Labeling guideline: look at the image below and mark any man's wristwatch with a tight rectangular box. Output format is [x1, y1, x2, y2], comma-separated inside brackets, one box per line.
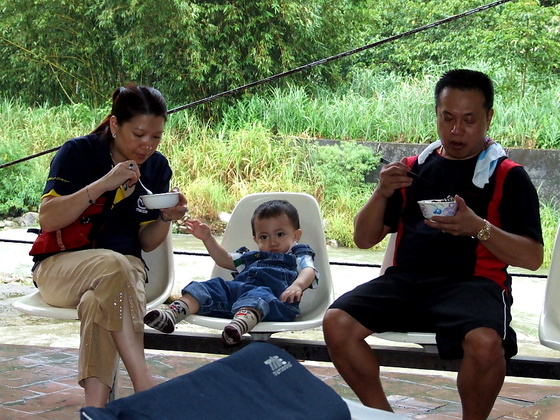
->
[476, 219, 492, 241]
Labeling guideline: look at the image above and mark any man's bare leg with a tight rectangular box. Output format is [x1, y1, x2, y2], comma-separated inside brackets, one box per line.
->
[323, 308, 392, 411]
[457, 327, 506, 420]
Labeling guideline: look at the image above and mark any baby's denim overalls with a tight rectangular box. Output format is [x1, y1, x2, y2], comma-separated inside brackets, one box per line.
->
[182, 244, 315, 321]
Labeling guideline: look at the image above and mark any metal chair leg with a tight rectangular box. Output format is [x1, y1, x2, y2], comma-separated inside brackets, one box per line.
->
[108, 359, 119, 402]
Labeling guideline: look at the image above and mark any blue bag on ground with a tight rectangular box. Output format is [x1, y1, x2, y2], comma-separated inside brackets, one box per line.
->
[80, 342, 351, 420]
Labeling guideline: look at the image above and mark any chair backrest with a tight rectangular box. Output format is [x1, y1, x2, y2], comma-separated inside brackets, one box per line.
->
[539, 224, 560, 351]
[13, 228, 174, 318]
[380, 233, 397, 275]
[374, 232, 437, 346]
[143, 227, 175, 310]
[210, 192, 333, 317]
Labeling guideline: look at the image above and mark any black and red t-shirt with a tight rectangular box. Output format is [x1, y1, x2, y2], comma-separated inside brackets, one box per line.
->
[384, 152, 542, 290]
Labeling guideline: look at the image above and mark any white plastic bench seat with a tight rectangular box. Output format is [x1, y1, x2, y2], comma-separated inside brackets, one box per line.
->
[13, 230, 175, 319]
[374, 331, 437, 346]
[343, 398, 409, 419]
[372, 233, 437, 347]
[184, 192, 335, 340]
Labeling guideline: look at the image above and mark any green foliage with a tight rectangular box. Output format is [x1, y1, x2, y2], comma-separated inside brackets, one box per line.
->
[0, 0, 118, 105]
[310, 141, 379, 202]
[1, 0, 559, 261]
[217, 69, 560, 149]
[2, 100, 559, 265]
[0, 147, 44, 217]
[0, 0, 366, 112]
[1, 0, 558, 118]
[308, 142, 380, 247]
[160, 122, 382, 247]
[352, 0, 559, 92]
[157, 121, 317, 220]
[0, 100, 380, 249]
[541, 199, 560, 267]
[0, 98, 104, 217]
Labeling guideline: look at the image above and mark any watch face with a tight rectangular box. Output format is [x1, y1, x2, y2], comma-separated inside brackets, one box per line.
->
[478, 230, 490, 241]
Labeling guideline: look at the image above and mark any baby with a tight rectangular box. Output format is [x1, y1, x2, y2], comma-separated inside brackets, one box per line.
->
[144, 199, 318, 345]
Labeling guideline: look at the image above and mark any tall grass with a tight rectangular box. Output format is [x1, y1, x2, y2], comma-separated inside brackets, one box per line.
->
[160, 121, 318, 221]
[217, 70, 560, 148]
[0, 99, 107, 152]
[541, 199, 559, 268]
[0, 99, 108, 215]
[159, 119, 380, 246]
[218, 82, 434, 143]
[1, 68, 559, 266]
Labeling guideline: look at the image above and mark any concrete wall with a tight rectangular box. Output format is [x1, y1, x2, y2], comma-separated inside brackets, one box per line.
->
[321, 140, 559, 203]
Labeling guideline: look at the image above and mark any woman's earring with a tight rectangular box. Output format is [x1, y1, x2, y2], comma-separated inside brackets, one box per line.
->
[112, 133, 116, 139]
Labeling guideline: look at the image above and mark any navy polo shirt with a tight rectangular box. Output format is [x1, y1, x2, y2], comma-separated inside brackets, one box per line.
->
[42, 133, 172, 259]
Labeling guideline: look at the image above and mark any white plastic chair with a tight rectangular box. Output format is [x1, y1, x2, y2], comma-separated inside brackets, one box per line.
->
[184, 192, 335, 340]
[539, 224, 560, 350]
[13, 229, 175, 318]
[372, 233, 437, 347]
[343, 398, 409, 419]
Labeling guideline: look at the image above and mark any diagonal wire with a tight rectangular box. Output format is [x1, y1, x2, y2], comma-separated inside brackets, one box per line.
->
[0, 0, 512, 170]
[167, 0, 512, 115]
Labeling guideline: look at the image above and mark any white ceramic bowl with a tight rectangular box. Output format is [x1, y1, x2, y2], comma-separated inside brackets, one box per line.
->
[418, 199, 457, 219]
[140, 192, 179, 210]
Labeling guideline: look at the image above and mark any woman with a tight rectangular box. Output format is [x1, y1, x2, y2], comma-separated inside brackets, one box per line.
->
[29, 84, 187, 407]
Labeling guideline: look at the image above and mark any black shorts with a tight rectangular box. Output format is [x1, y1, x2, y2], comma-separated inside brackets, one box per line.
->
[329, 267, 518, 360]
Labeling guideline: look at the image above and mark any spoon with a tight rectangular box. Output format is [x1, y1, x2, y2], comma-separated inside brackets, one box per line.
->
[137, 178, 153, 195]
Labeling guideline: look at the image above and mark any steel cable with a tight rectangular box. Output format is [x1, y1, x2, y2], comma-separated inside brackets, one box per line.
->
[0, 0, 512, 170]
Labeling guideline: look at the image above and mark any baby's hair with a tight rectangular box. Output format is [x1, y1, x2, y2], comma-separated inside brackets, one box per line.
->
[251, 200, 300, 236]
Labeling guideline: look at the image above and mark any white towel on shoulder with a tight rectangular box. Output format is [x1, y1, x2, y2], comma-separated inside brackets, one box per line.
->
[417, 138, 506, 188]
[417, 139, 442, 165]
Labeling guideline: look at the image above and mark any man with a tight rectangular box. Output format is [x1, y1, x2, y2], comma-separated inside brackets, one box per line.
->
[322, 69, 543, 420]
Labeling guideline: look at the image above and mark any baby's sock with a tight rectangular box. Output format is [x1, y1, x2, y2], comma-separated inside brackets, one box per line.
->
[144, 299, 190, 334]
[222, 308, 260, 345]
[168, 299, 190, 322]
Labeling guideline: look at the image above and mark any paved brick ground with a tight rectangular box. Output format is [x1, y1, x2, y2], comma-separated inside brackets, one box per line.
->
[1, 343, 559, 419]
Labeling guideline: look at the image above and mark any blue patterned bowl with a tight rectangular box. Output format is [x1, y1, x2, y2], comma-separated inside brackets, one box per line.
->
[418, 199, 457, 219]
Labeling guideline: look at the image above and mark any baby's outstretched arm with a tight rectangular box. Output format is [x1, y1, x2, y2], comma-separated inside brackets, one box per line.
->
[280, 267, 316, 303]
[185, 219, 235, 271]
